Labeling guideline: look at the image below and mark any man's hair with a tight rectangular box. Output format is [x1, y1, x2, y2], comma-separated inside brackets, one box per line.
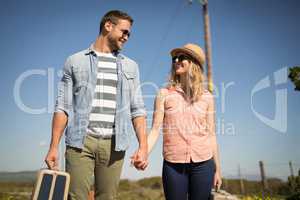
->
[99, 10, 133, 34]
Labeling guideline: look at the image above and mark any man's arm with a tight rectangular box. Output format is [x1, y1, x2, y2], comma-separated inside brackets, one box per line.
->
[131, 89, 166, 170]
[45, 112, 68, 170]
[129, 63, 148, 170]
[45, 57, 73, 170]
[132, 116, 148, 170]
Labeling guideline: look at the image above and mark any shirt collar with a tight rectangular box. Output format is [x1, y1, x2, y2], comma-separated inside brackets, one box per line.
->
[174, 85, 184, 93]
[85, 43, 122, 59]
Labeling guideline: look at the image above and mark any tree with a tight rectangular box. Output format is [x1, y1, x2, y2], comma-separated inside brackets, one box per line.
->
[287, 169, 300, 200]
[288, 66, 300, 91]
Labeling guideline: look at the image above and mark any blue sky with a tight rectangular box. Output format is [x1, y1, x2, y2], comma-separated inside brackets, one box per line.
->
[0, 0, 299, 180]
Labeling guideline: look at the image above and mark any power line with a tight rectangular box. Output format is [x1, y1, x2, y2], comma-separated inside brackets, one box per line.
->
[146, 0, 185, 79]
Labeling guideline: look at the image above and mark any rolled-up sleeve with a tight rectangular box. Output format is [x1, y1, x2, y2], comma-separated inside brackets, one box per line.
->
[130, 64, 146, 119]
[54, 57, 73, 116]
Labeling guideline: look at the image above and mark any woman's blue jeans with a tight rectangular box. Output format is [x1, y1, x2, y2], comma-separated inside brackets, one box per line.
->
[162, 159, 215, 200]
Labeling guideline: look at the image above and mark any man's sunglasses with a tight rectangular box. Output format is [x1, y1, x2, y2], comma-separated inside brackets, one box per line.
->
[120, 29, 131, 38]
[172, 54, 191, 63]
[111, 22, 131, 38]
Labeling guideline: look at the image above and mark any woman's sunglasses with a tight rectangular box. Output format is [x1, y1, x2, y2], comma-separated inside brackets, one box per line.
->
[172, 54, 191, 64]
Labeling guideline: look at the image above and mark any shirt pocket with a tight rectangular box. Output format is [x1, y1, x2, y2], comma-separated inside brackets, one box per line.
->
[164, 97, 184, 114]
[71, 68, 91, 114]
[121, 69, 136, 92]
[73, 82, 88, 96]
[193, 101, 208, 118]
[122, 69, 136, 80]
[72, 67, 89, 88]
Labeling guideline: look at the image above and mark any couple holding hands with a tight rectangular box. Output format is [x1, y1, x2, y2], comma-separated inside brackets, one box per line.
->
[45, 10, 221, 200]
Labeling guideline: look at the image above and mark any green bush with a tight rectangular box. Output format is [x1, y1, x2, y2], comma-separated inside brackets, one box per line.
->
[286, 192, 300, 200]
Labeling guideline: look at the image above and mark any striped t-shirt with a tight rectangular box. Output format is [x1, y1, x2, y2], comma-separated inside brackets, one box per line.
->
[87, 52, 117, 137]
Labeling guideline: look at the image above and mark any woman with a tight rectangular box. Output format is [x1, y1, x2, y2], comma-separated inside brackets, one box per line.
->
[145, 43, 221, 199]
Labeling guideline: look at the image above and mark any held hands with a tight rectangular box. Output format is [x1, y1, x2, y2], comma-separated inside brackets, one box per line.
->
[130, 147, 148, 171]
[45, 148, 59, 171]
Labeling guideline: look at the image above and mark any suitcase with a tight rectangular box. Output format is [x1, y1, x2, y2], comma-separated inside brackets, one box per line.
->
[32, 169, 70, 200]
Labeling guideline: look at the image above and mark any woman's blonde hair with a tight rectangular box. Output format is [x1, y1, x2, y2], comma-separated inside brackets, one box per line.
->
[168, 61, 206, 103]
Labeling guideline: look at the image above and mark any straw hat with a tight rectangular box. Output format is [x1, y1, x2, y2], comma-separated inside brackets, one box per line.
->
[170, 43, 206, 66]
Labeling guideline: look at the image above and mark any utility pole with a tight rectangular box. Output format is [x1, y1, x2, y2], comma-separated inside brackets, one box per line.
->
[201, 0, 214, 92]
[189, 0, 214, 92]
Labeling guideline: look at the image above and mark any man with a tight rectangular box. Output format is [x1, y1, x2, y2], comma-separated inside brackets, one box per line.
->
[45, 10, 148, 200]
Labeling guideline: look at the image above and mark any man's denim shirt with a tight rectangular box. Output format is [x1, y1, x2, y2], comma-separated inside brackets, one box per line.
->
[54, 46, 146, 151]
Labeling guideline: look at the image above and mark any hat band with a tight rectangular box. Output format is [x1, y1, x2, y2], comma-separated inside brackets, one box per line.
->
[182, 47, 204, 66]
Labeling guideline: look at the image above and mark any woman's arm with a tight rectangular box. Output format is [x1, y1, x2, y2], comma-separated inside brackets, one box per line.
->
[131, 89, 166, 168]
[207, 94, 222, 190]
[147, 89, 166, 153]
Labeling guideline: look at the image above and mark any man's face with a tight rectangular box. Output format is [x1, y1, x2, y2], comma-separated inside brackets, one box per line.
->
[107, 19, 131, 51]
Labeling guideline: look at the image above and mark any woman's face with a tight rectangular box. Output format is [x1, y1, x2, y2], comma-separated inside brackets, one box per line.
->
[172, 54, 191, 75]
